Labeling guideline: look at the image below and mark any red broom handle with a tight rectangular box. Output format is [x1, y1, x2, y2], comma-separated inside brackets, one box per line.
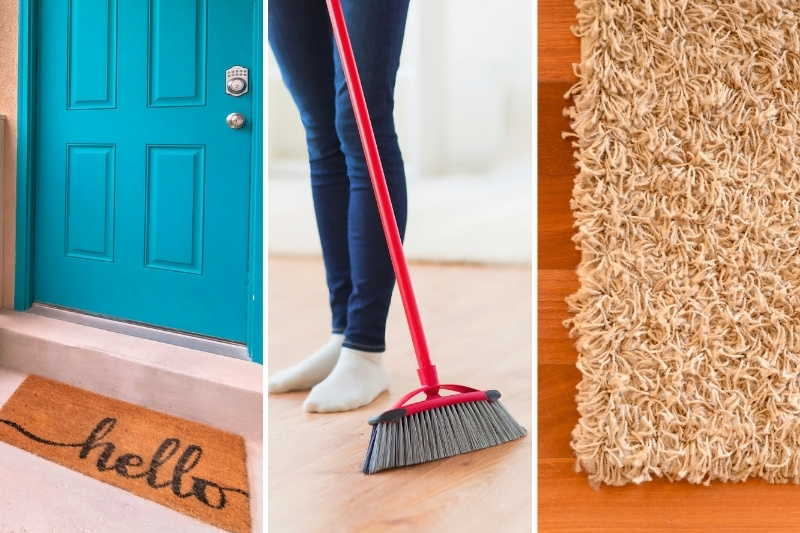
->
[326, 0, 439, 389]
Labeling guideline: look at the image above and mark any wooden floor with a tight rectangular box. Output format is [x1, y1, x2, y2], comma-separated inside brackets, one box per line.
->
[538, 1, 800, 531]
[267, 256, 532, 532]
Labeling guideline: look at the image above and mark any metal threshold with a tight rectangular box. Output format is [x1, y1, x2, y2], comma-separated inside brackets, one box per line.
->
[28, 303, 249, 361]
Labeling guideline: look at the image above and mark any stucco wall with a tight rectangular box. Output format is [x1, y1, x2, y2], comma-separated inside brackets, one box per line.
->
[0, 0, 17, 309]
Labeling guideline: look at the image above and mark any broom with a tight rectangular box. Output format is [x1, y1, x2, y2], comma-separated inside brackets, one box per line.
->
[325, 0, 527, 474]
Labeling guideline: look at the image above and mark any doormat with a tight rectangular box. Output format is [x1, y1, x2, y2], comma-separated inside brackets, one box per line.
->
[0, 375, 251, 533]
[565, 1, 800, 488]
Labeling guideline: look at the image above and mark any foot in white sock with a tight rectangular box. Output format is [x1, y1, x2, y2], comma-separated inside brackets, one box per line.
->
[303, 347, 390, 413]
[268, 334, 344, 393]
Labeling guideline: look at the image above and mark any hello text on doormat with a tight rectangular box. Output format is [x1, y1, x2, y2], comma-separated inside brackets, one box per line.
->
[0, 375, 251, 533]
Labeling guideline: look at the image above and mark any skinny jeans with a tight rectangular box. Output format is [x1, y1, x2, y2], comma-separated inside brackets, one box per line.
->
[268, 0, 410, 352]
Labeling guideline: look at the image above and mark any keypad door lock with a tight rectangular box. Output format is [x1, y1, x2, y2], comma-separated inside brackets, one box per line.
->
[226, 66, 249, 96]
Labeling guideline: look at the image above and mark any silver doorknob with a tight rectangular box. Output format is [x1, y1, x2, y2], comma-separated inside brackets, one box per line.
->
[226, 112, 246, 129]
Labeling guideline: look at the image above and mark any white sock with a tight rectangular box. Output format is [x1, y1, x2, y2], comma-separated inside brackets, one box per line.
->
[268, 334, 344, 393]
[303, 347, 391, 413]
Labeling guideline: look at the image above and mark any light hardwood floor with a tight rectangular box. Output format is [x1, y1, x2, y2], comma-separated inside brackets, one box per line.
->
[538, 1, 800, 531]
[268, 256, 532, 532]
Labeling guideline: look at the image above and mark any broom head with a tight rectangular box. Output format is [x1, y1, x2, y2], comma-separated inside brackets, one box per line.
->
[361, 385, 526, 474]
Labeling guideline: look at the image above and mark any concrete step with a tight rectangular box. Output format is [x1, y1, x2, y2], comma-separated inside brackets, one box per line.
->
[0, 312, 263, 532]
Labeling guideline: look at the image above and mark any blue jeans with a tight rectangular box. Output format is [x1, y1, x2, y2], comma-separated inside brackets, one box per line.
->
[269, 0, 410, 352]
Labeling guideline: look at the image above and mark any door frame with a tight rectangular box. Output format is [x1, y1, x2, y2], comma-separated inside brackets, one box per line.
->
[15, 0, 264, 363]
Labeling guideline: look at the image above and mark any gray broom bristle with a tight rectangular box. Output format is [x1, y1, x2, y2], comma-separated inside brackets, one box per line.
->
[361, 399, 527, 474]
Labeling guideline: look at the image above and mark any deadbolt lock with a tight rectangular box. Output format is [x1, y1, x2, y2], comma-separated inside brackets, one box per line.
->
[226, 66, 249, 97]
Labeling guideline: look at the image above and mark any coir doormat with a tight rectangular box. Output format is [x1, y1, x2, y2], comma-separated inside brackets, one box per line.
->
[0, 375, 250, 533]
[565, 1, 800, 488]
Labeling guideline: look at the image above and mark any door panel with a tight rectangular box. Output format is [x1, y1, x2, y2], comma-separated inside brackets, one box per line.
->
[145, 145, 205, 274]
[148, 0, 206, 107]
[65, 144, 116, 262]
[35, 0, 254, 342]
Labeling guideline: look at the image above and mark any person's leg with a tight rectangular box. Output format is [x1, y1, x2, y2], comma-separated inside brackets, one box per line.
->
[267, 0, 351, 393]
[304, 0, 411, 412]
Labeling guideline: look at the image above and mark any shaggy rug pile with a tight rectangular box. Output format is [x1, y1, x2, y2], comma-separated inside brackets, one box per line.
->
[565, 0, 800, 488]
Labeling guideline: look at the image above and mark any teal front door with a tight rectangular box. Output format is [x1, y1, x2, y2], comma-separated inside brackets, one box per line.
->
[33, 0, 256, 343]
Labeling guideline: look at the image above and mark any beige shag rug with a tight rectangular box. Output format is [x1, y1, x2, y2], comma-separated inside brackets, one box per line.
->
[565, 0, 800, 488]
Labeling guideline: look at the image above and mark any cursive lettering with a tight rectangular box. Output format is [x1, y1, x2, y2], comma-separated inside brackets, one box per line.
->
[0, 416, 249, 509]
